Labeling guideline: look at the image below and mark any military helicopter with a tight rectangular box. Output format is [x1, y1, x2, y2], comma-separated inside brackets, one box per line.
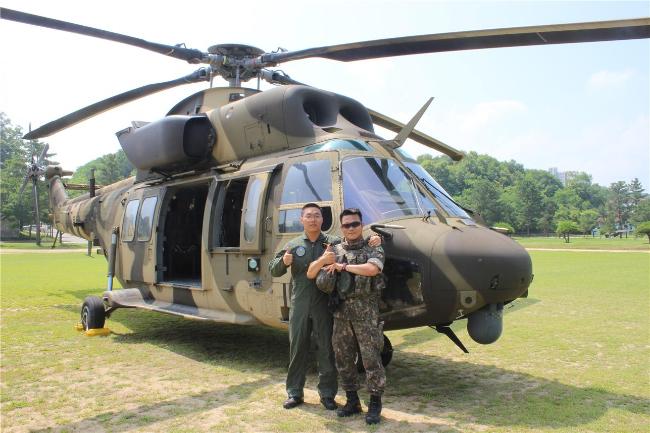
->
[3, 8, 649, 362]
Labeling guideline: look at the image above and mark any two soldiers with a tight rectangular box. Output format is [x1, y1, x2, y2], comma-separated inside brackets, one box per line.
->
[270, 203, 386, 424]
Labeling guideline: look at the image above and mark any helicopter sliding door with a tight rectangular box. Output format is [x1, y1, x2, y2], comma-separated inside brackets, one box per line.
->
[205, 165, 277, 321]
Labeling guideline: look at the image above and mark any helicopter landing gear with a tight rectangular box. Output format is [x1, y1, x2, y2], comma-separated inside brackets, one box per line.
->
[80, 296, 106, 331]
[355, 334, 393, 372]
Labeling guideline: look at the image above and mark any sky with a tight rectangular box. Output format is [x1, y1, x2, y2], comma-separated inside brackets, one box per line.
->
[1, 0, 649, 189]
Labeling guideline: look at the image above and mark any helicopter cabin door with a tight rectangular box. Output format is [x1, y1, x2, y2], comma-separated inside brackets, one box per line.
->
[119, 187, 161, 285]
[157, 179, 211, 288]
[206, 166, 276, 311]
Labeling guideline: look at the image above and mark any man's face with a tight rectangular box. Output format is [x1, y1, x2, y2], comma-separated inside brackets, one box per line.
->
[300, 207, 323, 234]
[341, 214, 363, 241]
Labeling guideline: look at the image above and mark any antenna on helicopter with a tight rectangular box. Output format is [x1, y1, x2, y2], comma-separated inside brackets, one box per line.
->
[383, 97, 434, 149]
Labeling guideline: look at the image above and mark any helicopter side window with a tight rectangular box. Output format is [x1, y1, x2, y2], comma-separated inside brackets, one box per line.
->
[211, 177, 249, 248]
[280, 160, 332, 204]
[278, 207, 333, 233]
[122, 199, 140, 241]
[136, 196, 158, 241]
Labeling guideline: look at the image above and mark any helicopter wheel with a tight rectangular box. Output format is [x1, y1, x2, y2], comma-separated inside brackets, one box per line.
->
[81, 296, 106, 330]
[355, 334, 393, 372]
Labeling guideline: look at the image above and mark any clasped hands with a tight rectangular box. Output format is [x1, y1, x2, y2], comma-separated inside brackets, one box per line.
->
[319, 235, 380, 274]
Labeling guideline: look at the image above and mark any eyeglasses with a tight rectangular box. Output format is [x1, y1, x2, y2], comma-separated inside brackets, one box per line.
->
[341, 221, 362, 229]
[302, 213, 322, 220]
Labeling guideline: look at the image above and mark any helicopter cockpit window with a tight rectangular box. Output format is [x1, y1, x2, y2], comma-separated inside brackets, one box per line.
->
[278, 207, 333, 233]
[303, 139, 370, 154]
[136, 196, 158, 241]
[342, 157, 425, 224]
[280, 160, 332, 204]
[122, 199, 140, 241]
[395, 149, 470, 218]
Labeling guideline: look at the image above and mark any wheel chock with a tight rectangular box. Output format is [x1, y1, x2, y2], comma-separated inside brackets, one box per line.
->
[74, 323, 84, 332]
[85, 328, 111, 337]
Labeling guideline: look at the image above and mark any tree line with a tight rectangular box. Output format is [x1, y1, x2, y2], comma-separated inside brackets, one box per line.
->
[418, 152, 649, 236]
[1, 113, 648, 237]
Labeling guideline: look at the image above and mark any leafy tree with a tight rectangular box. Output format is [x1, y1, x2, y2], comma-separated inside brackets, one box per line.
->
[69, 149, 134, 192]
[628, 178, 645, 208]
[457, 178, 504, 225]
[514, 172, 543, 235]
[556, 220, 579, 243]
[631, 198, 650, 224]
[636, 221, 650, 243]
[566, 172, 607, 210]
[578, 209, 600, 235]
[606, 181, 630, 229]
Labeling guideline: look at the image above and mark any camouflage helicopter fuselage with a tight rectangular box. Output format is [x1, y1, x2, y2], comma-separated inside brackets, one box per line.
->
[48, 85, 532, 348]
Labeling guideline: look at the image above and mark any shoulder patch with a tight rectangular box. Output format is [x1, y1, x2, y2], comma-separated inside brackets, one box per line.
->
[295, 246, 306, 257]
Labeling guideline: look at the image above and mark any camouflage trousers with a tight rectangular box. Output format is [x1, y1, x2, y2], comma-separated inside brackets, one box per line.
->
[332, 318, 385, 396]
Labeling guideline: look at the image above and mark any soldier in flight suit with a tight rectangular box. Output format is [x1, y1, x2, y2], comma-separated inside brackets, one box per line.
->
[309, 208, 386, 424]
[269, 203, 380, 410]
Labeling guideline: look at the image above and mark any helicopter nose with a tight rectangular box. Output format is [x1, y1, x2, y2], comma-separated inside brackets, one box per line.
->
[373, 219, 532, 331]
[430, 223, 532, 312]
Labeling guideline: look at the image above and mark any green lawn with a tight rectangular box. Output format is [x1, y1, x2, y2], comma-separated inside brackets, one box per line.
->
[513, 235, 650, 250]
[1, 251, 648, 432]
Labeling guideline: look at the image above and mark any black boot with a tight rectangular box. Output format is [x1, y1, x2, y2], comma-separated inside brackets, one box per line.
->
[336, 391, 362, 417]
[365, 394, 382, 424]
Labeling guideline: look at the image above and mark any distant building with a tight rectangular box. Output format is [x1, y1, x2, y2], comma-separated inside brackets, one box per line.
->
[548, 167, 578, 186]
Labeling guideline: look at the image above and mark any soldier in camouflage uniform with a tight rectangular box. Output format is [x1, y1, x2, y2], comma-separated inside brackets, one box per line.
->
[312, 208, 386, 424]
[269, 203, 381, 411]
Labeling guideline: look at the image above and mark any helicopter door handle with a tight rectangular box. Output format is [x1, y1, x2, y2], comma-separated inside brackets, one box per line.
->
[264, 216, 272, 233]
[370, 223, 405, 240]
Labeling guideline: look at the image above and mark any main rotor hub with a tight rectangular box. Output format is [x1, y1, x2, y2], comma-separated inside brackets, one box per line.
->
[207, 44, 265, 58]
[207, 44, 266, 85]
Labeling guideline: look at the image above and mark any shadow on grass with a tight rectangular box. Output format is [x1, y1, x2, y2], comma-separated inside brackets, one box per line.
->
[54, 291, 648, 431]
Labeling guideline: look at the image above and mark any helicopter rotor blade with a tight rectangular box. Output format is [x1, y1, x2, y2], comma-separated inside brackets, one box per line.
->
[23, 68, 211, 139]
[0, 8, 206, 63]
[37, 144, 50, 164]
[263, 18, 650, 64]
[19, 175, 30, 197]
[368, 109, 464, 161]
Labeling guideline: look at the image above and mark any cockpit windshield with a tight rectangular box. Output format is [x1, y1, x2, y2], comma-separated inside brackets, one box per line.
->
[395, 149, 470, 219]
[342, 156, 436, 224]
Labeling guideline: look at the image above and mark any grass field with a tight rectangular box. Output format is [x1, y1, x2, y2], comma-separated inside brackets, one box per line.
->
[1, 250, 648, 432]
[512, 235, 650, 250]
[0, 241, 87, 250]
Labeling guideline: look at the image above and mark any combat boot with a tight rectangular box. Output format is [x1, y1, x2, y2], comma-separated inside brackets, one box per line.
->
[336, 391, 362, 417]
[365, 394, 382, 424]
